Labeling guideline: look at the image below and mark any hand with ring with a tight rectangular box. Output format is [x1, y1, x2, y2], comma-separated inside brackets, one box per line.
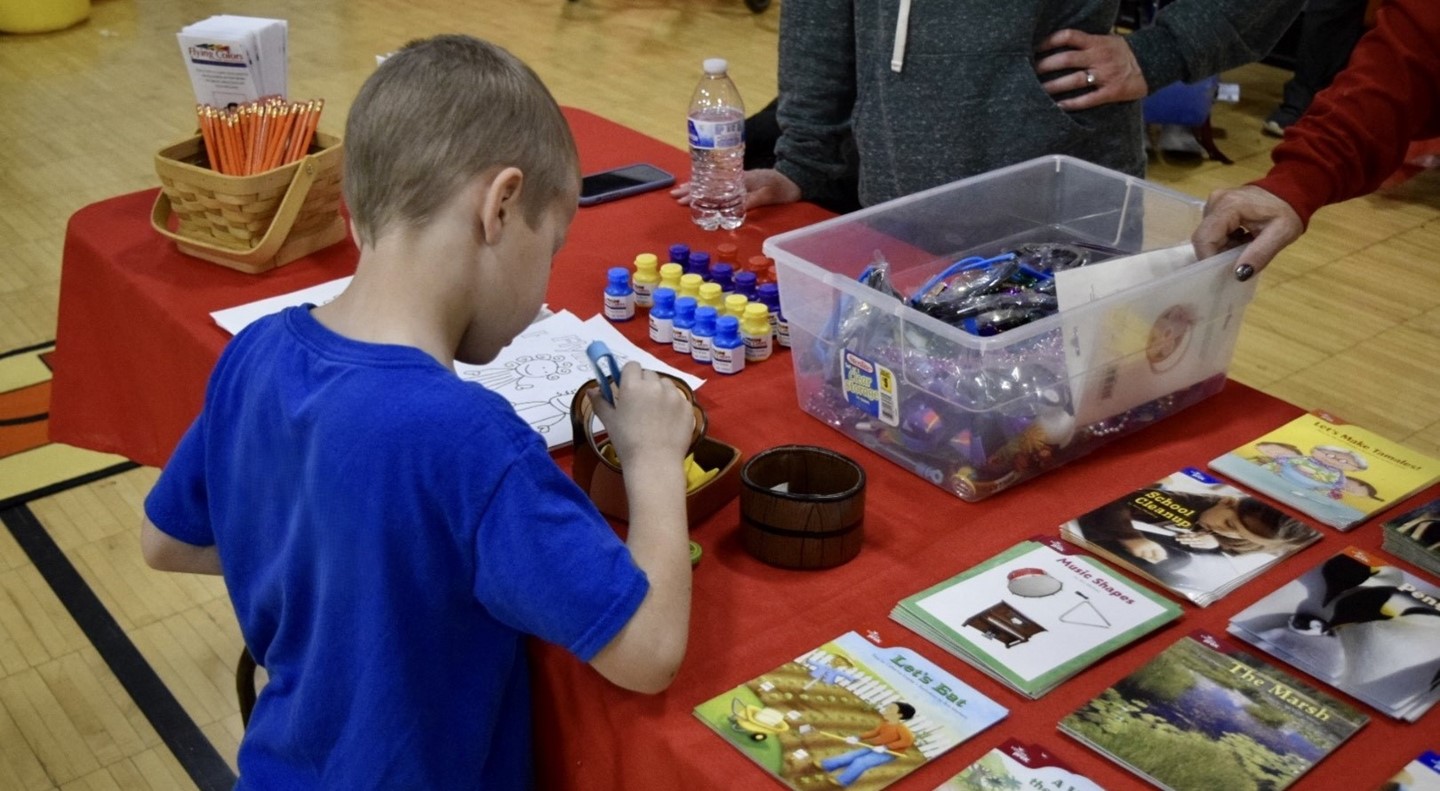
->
[1034, 28, 1149, 111]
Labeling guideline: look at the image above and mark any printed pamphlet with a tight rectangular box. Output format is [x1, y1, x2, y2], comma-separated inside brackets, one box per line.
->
[1228, 546, 1440, 722]
[1061, 467, 1321, 606]
[1380, 750, 1440, 791]
[1060, 630, 1367, 791]
[933, 738, 1105, 791]
[892, 537, 1180, 698]
[693, 630, 1007, 791]
[178, 15, 288, 107]
[1208, 410, 1440, 530]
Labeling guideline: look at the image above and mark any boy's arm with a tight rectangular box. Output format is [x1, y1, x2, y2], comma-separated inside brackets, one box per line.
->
[585, 364, 694, 694]
[141, 518, 222, 575]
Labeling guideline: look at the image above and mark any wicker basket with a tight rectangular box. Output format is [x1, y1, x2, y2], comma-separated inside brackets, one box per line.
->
[150, 131, 347, 274]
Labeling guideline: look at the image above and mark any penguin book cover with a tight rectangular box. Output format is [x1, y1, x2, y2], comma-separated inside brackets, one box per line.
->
[1228, 546, 1440, 721]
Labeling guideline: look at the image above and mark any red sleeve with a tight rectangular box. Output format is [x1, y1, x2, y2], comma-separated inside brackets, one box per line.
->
[1253, 0, 1440, 226]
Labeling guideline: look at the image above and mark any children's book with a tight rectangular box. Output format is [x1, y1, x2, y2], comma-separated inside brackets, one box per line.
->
[693, 630, 1007, 791]
[1228, 546, 1440, 722]
[1381, 496, 1440, 578]
[1060, 467, 1321, 606]
[1380, 750, 1440, 791]
[1208, 410, 1440, 531]
[1059, 630, 1368, 791]
[891, 537, 1180, 699]
[933, 738, 1106, 791]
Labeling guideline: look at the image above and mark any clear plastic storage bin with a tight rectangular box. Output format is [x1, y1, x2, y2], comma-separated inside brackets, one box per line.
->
[765, 156, 1256, 501]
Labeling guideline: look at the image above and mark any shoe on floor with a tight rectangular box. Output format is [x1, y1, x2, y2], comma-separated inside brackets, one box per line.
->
[1157, 124, 1205, 156]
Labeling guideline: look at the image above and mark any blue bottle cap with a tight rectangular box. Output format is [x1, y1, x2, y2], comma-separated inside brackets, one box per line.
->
[675, 296, 697, 321]
[694, 305, 718, 333]
[710, 262, 734, 282]
[687, 251, 711, 276]
[653, 287, 676, 308]
[668, 243, 690, 264]
[756, 282, 780, 306]
[607, 267, 630, 287]
[734, 270, 757, 290]
[716, 315, 740, 340]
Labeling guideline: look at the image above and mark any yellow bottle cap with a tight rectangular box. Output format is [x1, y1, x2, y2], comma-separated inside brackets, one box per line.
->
[634, 253, 659, 272]
[724, 294, 749, 318]
[698, 282, 723, 307]
[678, 273, 704, 298]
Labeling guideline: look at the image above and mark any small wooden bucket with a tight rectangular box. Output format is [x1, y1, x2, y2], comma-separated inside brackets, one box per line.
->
[740, 445, 866, 570]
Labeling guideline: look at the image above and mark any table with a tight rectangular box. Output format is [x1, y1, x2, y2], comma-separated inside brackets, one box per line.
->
[51, 108, 1437, 790]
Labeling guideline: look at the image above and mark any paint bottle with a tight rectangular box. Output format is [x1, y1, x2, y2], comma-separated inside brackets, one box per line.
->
[741, 302, 772, 361]
[678, 273, 704, 301]
[697, 282, 724, 312]
[723, 293, 749, 320]
[632, 253, 660, 308]
[733, 270, 757, 301]
[686, 250, 711, 278]
[711, 315, 746, 375]
[748, 255, 776, 285]
[668, 243, 690, 267]
[603, 267, 635, 321]
[672, 296, 697, 355]
[716, 242, 739, 268]
[659, 262, 683, 294]
[690, 306, 718, 364]
[649, 287, 676, 345]
[709, 262, 735, 293]
[756, 282, 781, 339]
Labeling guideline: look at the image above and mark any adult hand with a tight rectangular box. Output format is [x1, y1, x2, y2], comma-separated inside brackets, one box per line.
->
[670, 169, 802, 210]
[1192, 185, 1304, 279]
[1034, 29, 1148, 111]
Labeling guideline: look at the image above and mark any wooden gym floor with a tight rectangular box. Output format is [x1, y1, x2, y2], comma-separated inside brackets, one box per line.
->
[0, 0, 1436, 788]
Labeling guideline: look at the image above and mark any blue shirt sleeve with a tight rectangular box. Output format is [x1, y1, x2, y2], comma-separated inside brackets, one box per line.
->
[143, 411, 216, 548]
[470, 438, 649, 662]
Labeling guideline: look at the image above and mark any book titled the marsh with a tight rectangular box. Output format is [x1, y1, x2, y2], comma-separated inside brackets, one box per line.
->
[1059, 630, 1367, 791]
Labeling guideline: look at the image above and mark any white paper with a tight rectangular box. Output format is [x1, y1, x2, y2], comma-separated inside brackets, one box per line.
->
[454, 311, 704, 449]
[178, 15, 287, 105]
[1056, 245, 1247, 426]
[211, 276, 352, 335]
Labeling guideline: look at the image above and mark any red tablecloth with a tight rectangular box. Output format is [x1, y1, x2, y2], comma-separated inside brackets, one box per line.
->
[50, 108, 1437, 790]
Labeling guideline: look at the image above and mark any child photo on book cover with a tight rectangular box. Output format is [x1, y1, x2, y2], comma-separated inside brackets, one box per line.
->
[1065, 468, 1317, 602]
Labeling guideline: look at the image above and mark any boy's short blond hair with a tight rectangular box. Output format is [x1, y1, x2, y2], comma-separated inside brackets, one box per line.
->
[343, 35, 579, 248]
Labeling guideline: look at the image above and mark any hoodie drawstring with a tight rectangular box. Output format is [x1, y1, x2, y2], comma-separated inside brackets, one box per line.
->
[891, 0, 912, 72]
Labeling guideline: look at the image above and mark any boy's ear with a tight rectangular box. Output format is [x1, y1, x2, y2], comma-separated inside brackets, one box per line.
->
[477, 167, 525, 244]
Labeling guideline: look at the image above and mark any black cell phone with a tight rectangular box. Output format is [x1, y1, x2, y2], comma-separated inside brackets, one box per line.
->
[578, 162, 676, 207]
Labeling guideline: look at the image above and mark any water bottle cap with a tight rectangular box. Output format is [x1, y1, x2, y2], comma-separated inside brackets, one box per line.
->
[703, 58, 728, 75]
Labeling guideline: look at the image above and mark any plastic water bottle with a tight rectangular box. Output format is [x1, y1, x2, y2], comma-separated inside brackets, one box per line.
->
[687, 58, 746, 231]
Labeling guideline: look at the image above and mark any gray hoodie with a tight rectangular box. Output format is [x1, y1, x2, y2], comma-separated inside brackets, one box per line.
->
[774, 0, 1303, 208]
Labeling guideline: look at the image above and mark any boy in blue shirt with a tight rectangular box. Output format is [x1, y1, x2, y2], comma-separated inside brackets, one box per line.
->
[140, 35, 696, 788]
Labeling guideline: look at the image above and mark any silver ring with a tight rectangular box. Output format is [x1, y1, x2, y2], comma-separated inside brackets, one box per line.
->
[1084, 70, 1096, 86]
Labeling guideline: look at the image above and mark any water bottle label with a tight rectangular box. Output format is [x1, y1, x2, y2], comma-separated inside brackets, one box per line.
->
[688, 117, 744, 150]
[604, 294, 634, 321]
[712, 345, 745, 375]
[633, 282, 655, 307]
[690, 336, 712, 363]
[671, 327, 692, 354]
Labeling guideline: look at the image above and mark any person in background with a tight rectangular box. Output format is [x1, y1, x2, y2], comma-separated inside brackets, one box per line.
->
[1193, 0, 1439, 280]
[1262, 0, 1369, 138]
[140, 35, 697, 787]
[679, 0, 1302, 212]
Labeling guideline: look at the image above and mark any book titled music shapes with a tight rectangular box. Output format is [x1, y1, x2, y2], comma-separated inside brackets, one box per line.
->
[1060, 630, 1367, 791]
[891, 538, 1181, 699]
[934, 738, 1106, 791]
[1228, 546, 1440, 722]
[1382, 496, 1440, 578]
[1061, 467, 1322, 606]
[1208, 410, 1440, 531]
[692, 630, 1007, 791]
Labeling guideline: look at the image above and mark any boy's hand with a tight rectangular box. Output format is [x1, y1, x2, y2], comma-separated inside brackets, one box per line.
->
[589, 362, 695, 467]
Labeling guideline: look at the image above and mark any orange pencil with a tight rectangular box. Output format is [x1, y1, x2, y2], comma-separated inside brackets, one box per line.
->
[250, 105, 272, 174]
[224, 115, 243, 176]
[282, 101, 309, 164]
[265, 104, 298, 171]
[197, 105, 219, 172]
[295, 99, 323, 161]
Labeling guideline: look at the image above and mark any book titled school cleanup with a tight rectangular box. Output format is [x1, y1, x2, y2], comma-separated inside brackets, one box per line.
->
[1209, 410, 1440, 531]
[1228, 546, 1440, 722]
[1060, 467, 1321, 606]
[891, 537, 1180, 699]
[1059, 630, 1367, 791]
[693, 630, 1007, 791]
